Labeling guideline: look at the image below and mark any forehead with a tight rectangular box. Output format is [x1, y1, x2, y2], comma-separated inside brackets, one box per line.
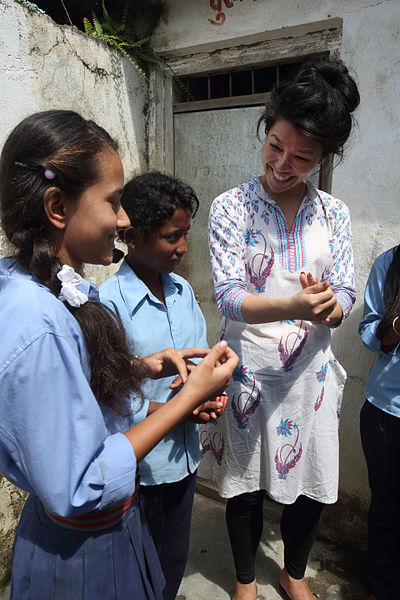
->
[268, 119, 321, 154]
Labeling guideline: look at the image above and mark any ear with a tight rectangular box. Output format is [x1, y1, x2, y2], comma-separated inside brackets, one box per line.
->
[42, 187, 68, 230]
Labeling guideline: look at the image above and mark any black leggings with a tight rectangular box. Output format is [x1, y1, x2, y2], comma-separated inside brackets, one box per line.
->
[226, 491, 324, 583]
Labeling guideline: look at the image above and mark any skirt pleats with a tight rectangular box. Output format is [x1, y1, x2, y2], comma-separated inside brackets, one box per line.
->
[11, 494, 165, 600]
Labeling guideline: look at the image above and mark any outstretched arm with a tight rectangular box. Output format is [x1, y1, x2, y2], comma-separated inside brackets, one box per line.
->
[124, 341, 238, 461]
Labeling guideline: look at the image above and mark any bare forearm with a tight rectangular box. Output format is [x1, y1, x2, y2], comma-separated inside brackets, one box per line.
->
[241, 295, 290, 324]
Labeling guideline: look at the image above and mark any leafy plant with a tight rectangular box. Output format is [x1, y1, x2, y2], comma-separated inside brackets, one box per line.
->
[83, 0, 193, 99]
[83, 0, 158, 81]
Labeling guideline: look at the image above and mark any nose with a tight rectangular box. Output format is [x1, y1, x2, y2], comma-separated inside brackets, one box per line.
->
[276, 152, 291, 171]
[176, 235, 188, 256]
[117, 205, 130, 229]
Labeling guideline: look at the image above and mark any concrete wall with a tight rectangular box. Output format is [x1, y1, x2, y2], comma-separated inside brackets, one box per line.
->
[151, 0, 400, 548]
[0, 0, 148, 281]
[0, 0, 148, 584]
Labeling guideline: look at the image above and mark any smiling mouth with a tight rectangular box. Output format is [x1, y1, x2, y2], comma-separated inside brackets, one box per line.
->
[271, 169, 292, 182]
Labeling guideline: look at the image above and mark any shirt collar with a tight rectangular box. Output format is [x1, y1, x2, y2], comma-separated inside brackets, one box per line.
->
[0, 257, 100, 302]
[116, 259, 183, 314]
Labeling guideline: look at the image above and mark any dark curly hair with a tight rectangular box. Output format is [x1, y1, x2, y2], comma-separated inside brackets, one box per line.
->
[121, 171, 199, 239]
[0, 110, 143, 413]
[257, 57, 360, 160]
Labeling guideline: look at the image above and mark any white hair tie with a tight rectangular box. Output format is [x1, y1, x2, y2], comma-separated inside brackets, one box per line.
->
[57, 265, 89, 308]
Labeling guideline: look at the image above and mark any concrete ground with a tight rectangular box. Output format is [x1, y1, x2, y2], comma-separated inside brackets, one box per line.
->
[177, 491, 368, 600]
[0, 489, 368, 600]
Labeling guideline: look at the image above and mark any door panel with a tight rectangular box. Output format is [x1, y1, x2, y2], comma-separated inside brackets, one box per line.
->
[174, 106, 263, 344]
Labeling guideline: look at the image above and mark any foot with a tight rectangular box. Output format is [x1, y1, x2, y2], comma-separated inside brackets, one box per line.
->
[232, 578, 258, 600]
[279, 568, 316, 600]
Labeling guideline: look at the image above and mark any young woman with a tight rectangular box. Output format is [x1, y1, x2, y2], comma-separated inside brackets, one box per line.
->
[0, 110, 238, 600]
[199, 58, 360, 600]
[359, 246, 400, 600]
[100, 171, 227, 600]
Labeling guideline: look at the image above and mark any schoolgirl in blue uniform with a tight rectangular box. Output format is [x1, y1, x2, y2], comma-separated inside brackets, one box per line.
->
[100, 172, 228, 600]
[0, 110, 238, 600]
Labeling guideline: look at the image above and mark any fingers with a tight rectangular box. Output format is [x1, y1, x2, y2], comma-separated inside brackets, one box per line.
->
[178, 347, 210, 360]
[169, 374, 183, 389]
[299, 271, 308, 289]
[205, 341, 239, 371]
[300, 272, 318, 289]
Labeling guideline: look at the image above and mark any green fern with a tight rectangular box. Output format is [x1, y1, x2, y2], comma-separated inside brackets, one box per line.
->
[83, 1, 194, 98]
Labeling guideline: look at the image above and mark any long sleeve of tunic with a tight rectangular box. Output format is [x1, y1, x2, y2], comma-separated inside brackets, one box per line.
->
[0, 260, 137, 517]
[209, 176, 355, 321]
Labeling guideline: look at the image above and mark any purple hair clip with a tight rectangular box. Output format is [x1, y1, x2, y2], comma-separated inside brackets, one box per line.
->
[44, 168, 56, 180]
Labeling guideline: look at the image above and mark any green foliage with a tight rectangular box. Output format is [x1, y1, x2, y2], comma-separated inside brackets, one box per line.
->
[83, 0, 162, 83]
[83, 1, 193, 99]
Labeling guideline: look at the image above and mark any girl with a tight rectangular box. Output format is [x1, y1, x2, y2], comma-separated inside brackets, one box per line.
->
[359, 246, 400, 600]
[200, 58, 360, 600]
[0, 110, 238, 600]
[100, 171, 227, 600]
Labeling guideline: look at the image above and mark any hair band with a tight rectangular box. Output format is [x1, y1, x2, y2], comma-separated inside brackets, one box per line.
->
[183, 218, 189, 233]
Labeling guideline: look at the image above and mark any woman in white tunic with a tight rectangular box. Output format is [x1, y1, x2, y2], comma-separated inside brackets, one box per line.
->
[200, 58, 360, 600]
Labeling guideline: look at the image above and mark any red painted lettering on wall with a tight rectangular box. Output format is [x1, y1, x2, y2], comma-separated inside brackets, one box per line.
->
[208, 0, 258, 27]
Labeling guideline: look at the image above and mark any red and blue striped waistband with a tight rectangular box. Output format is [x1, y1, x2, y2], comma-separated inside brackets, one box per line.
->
[45, 485, 139, 532]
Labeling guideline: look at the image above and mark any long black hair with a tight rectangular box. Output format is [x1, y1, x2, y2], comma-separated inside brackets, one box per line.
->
[376, 246, 400, 340]
[257, 58, 360, 160]
[0, 110, 143, 412]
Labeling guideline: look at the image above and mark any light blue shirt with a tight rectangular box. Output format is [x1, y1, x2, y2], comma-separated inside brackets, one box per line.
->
[359, 247, 400, 417]
[0, 259, 137, 517]
[100, 259, 207, 486]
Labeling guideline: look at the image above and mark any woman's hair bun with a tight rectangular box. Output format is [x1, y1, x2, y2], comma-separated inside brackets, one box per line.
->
[308, 59, 360, 113]
[258, 57, 360, 159]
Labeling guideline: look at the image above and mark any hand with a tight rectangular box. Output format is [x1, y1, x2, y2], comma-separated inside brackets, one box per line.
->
[188, 394, 228, 423]
[291, 275, 337, 322]
[182, 341, 238, 408]
[138, 347, 210, 384]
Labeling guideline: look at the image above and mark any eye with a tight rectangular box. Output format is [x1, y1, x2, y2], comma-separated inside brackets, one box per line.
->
[109, 197, 122, 211]
[294, 155, 310, 162]
[270, 143, 282, 152]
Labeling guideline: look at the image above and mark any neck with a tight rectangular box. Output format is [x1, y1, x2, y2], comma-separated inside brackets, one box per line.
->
[126, 254, 164, 302]
[260, 177, 306, 207]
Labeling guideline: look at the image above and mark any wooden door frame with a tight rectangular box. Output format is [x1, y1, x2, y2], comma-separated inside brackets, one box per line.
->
[148, 17, 342, 189]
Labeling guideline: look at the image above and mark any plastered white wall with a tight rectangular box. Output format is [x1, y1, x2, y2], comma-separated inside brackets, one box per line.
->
[153, 0, 400, 511]
[0, 0, 148, 283]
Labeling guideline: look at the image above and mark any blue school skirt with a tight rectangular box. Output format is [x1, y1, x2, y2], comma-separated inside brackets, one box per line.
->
[11, 493, 165, 599]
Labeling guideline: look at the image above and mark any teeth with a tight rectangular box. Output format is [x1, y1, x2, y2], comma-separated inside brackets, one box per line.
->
[272, 170, 291, 182]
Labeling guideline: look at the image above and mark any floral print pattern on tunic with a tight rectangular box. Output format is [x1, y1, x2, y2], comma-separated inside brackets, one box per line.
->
[199, 176, 354, 503]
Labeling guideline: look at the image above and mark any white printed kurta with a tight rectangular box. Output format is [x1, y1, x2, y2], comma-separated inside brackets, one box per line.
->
[199, 176, 355, 504]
